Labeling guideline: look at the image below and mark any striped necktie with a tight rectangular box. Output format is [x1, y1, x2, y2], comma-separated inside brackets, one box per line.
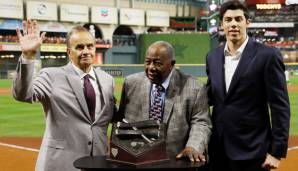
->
[149, 85, 165, 121]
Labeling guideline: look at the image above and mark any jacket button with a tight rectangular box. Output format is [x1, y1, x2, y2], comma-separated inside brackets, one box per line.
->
[88, 141, 92, 145]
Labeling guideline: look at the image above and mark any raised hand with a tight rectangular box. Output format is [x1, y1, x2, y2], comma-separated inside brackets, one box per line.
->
[16, 20, 46, 59]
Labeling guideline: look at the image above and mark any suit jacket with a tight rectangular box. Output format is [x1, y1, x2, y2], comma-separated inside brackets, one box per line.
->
[206, 38, 290, 160]
[117, 69, 212, 155]
[13, 60, 115, 171]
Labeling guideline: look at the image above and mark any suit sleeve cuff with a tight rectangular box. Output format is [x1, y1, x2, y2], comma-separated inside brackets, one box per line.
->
[186, 141, 205, 154]
[21, 55, 35, 64]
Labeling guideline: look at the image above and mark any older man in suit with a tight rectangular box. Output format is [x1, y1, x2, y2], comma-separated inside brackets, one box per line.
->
[206, 1, 290, 171]
[13, 20, 116, 171]
[117, 41, 212, 162]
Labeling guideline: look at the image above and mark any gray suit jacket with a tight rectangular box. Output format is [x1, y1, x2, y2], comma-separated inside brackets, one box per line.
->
[13, 60, 115, 171]
[118, 69, 212, 155]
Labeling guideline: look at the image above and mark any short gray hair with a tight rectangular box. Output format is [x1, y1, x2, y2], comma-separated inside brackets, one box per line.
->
[66, 26, 94, 48]
[148, 41, 175, 61]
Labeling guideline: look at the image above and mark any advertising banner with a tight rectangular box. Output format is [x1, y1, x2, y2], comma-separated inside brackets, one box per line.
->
[0, 19, 22, 30]
[91, 6, 117, 24]
[249, 22, 294, 28]
[0, 0, 23, 19]
[245, 0, 286, 5]
[120, 8, 144, 26]
[27, 1, 57, 21]
[170, 17, 196, 29]
[146, 10, 169, 27]
[40, 22, 68, 32]
[60, 4, 88, 22]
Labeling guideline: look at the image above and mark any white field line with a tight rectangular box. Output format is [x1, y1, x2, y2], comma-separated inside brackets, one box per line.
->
[0, 141, 297, 152]
[288, 146, 298, 151]
[0, 142, 39, 152]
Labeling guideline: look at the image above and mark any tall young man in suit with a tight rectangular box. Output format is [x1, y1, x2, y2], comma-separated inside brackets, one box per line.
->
[13, 20, 116, 171]
[117, 41, 212, 162]
[206, 1, 290, 170]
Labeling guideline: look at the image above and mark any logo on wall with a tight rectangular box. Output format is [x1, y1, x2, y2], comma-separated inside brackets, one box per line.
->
[37, 4, 47, 15]
[101, 9, 108, 17]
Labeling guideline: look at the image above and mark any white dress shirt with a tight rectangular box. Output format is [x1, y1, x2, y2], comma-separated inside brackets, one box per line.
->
[224, 36, 249, 92]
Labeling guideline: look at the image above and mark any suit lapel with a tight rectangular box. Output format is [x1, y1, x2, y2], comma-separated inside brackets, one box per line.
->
[93, 69, 106, 123]
[214, 47, 227, 99]
[163, 70, 176, 124]
[226, 39, 256, 99]
[140, 76, 151, 121]
[64, 63, 91, 122]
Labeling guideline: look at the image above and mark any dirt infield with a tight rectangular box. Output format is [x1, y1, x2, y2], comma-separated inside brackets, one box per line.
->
[0, 136, 297, 171]
[0, 88, 11, 95]
[288, 84, 298, 92]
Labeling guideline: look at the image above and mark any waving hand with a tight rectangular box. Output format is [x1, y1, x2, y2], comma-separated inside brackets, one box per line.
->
[16, 20, 46, 59]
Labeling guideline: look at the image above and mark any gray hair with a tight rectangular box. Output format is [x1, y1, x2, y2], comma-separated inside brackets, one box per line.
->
[148, 41, 175, 61]
[66, 26, 94, 48]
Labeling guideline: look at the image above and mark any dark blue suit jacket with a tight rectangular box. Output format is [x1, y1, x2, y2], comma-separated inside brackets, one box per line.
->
[206, 38, 290, 160]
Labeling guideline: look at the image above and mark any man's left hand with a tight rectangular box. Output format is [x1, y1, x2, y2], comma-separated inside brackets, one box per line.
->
[262, 153, 281, 169]
[176, 146, 206, 162]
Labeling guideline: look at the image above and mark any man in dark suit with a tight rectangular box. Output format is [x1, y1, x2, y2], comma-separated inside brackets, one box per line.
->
[118, 41, 212, 162]
[206, 1, 290, 171]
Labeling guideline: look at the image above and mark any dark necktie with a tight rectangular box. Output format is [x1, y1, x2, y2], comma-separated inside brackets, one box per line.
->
[149, 85, 164, 122]
[83, 75, 96, 122]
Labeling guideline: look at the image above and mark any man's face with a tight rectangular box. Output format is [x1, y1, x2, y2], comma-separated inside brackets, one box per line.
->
[145, 45, 174, 84]
[221, 9, 250, 44]
[67, 31, 95, 71]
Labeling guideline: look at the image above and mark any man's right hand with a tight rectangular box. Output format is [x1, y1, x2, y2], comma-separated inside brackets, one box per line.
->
[16, 20, 46, 59]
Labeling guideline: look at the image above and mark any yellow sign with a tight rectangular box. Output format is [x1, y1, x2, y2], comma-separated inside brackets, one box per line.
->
[41, 44, 67, 52]
[256, 4, 281, 10]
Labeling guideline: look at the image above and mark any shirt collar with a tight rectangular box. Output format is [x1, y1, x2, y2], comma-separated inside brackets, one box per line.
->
[71, 62, 96, 81]
[224, 36, 249, 59]
[153, 69, 173, 90]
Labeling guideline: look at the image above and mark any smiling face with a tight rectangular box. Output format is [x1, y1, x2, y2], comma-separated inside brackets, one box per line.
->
[144, 43, 174, 84]
[67, 31, 95, 72]
[221, 9, 250, 45]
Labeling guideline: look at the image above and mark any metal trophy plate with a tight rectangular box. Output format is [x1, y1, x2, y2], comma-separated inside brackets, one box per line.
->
[107, 119, 169, 165]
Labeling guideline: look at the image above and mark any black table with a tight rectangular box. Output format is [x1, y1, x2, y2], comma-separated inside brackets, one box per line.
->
[73, 155, 207, 171]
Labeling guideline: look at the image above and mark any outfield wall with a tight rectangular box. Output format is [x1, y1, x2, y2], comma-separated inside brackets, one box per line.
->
[139, 33, 210, 64]
[95, 64, 206, 77]
[1, 63, 298, 79]
[95, 63, 298, 77]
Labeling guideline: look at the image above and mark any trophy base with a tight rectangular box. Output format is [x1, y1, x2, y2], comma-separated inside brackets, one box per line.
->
[108, 141, 169, 166]
[107, 157, 170, 166]
[108, 120, 169, 166]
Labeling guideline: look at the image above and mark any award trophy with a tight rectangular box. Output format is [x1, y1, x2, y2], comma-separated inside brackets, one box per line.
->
[108, 119, 169, 165]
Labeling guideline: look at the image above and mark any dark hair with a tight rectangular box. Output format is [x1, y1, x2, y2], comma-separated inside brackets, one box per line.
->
[66, 26, 94, 48]
[219, 0, 249, 21]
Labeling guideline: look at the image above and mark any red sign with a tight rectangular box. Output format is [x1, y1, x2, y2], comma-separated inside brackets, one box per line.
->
[246, 0, 285, 5]
[95, 44, 112, 49]
[170, 18, 196, 29]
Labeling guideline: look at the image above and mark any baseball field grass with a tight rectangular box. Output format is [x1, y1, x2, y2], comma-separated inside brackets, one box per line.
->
[1, 77, 298, 137]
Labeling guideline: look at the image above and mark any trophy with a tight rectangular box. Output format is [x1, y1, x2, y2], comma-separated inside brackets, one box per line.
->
[108, 119, 169, 165]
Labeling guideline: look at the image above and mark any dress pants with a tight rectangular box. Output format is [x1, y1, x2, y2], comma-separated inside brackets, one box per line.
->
[208, 138, 269, 171]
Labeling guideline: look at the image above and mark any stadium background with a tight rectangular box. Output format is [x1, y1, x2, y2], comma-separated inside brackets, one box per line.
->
[0, 0, 297, 170]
